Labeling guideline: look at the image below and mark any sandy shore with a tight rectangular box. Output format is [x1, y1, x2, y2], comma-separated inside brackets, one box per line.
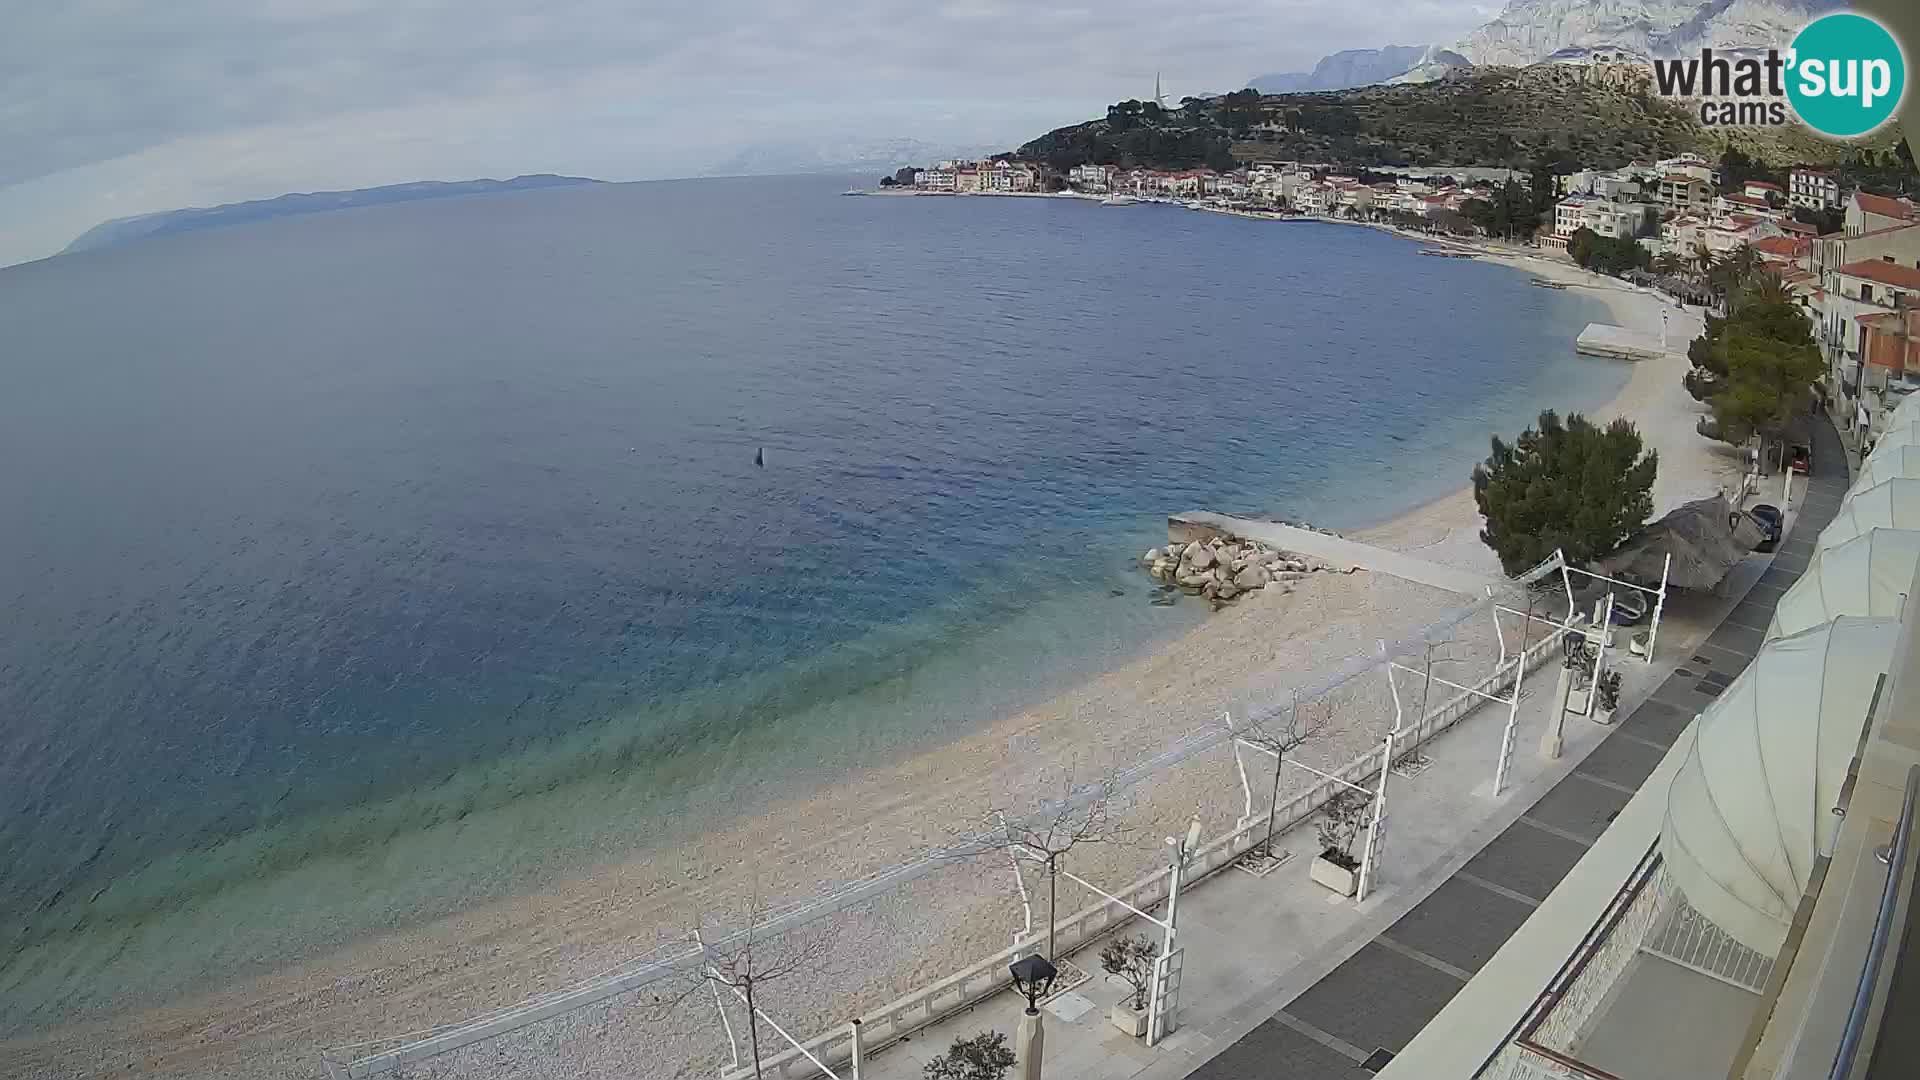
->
[2, 243, 1745, 1080]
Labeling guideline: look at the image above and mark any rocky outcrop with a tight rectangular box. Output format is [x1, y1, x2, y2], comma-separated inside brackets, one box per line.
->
[1140, 533, 1342, 610]
[1249, 46, 1431, 94]
[1451, 0, 1835, 68]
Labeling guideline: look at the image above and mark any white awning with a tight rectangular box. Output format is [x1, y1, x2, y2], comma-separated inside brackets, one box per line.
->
[1819, 478, 1920, 551]
[1767, 529, 1920, 640]
[1866, 420, 1920, 459]
[1852, 444, 1920, 491]
[1888, 392, 1920, 430]
[1661, 617, 1899, 955]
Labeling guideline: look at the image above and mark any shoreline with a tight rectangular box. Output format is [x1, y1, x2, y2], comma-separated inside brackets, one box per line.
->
[2, 214, 1738, 1080]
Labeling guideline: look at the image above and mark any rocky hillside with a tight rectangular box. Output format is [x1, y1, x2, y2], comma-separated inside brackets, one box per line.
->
[1249, 46, 1431, 94]
[1016, 65, 1855, 174]
[1452, 0, 1846, 66]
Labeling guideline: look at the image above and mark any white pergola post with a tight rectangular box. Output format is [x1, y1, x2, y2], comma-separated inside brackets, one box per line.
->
[1644, 553, 1672, 663]
[1496, 655, 1524, 796]
[1357, 733, 1393, 901]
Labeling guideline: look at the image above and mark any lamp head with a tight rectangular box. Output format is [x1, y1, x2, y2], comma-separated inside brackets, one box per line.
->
[1008, 953, 1058, 1012]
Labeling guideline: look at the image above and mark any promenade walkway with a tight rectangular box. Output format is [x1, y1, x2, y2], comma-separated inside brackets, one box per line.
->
[853, 422, 1845, 1080]
[1178, 417, 1848, 1080]
[1169, 513, 1500, 598]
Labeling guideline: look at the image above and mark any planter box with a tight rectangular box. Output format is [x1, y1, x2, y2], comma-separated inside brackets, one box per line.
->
[1567, 688, 1591, 715]
[1594, 706, 1616, 725]
[1310, 854, 1359, 897]
[1110, 1001, 1149, 1037]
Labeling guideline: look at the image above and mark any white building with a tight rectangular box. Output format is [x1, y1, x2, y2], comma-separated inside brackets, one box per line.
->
[1789, 167, 1841, 210]
[1067, 163, 1113, 193]
[1846, 190, 1917, 236]
[914, 165, 956, 192]
[1546, 195, 1656, 248]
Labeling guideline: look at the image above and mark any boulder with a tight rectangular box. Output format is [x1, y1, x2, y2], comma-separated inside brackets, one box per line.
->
[1182, 542, 1215, 570]
[1143, 547, 1162, 563]
[1217, 582, 1240, 601]
[1176, 571, 1210, 588]
[1234, 565, 1269, 589]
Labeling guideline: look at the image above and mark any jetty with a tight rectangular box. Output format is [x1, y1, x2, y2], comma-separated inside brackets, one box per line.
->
[1166, 512, 1500, 597]
[1575, 322, 1666, 362]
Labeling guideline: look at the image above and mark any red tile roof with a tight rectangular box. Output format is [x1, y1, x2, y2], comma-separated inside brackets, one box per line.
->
[1754, 236, 1808, 258]
[1721, 193, 1773, 209]
[1745, 181, 1783, 192]
[1857, 193, 1915, 221]
[1780, 220, 1819, 236]
[1838, 259, 1920, 290]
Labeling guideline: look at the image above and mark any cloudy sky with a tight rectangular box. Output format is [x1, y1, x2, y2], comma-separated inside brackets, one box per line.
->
[2, 1, 1498, 267]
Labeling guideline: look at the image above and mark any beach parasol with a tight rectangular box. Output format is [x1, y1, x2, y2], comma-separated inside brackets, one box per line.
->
[1599, 496, 1750, 590]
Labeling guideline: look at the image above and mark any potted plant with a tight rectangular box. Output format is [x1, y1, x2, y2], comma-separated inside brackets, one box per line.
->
[1593, 670, 1622, 724]
[1309, 790, 1369, 897]
[1099, 934, 1158, 1037]
[924, 1030, 1016, 1080]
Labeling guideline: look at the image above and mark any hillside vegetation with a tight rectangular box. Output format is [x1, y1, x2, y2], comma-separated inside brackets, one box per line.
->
[1016, 67, 1875, 173]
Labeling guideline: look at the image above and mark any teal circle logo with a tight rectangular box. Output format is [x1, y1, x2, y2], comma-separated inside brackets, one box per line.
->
[1786, 13, 1907, 139]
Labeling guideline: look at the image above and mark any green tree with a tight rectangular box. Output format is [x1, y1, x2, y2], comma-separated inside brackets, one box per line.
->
[1472, 411, 1658, 574]
[1567, 226, 1597, 268]
[1698, 277, 1823, 447]
[1792, 204, 1846, 235]
[925, 1031, 1017, 1080]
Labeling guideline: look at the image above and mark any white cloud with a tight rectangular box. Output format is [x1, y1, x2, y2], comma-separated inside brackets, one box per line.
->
[0, 0, 1494, 266]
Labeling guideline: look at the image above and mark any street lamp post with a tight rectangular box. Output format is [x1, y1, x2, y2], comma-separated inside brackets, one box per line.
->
[1008, 954, 1058, 1080]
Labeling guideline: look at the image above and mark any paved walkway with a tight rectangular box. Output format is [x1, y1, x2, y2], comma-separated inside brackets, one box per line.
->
[1178, 418, 1849, 1079]
[851, 426, 1846, 1080]
[1170, 513, 1500, 598]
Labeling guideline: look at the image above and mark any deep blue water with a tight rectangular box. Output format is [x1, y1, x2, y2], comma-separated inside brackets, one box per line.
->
[0, 175, 1620, 1023]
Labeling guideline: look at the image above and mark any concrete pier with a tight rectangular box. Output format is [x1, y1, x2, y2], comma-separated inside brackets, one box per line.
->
[1167, 512, 1501, 597]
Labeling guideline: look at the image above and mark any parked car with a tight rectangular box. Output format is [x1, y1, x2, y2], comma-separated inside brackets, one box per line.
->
[1788, 443, 1812, 475]
[1747, 503, 1784, 551]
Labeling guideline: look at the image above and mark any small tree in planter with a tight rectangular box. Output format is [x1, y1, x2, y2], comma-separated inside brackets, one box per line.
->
[1099, 934, 1159, 1037]
[1310, 789, 1370, 897]
[925, 1030, 1016, 1080]
[1593, 669, 1622, 723]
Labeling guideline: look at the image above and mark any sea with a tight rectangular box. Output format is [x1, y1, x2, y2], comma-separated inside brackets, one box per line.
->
[0, 174, 1622, 1028]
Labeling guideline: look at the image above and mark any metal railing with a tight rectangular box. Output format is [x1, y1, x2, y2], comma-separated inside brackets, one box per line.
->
[1827, 764, 1920, 1080]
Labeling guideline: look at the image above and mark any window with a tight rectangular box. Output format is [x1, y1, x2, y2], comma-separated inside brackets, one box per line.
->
[1864, 284, 1876, 303]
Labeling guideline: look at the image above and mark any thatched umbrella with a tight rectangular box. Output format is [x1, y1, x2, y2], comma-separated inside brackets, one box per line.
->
[1600, 496, 1752, 590]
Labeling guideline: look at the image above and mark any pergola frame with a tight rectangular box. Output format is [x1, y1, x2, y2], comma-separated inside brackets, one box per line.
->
[1005, 824, 1198, 1045]
[1230, 727, 1388, 900]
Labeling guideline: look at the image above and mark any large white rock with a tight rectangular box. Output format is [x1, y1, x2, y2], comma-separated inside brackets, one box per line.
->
[1235, 565, 1270, 589]
[1182, 542, 1215, 570]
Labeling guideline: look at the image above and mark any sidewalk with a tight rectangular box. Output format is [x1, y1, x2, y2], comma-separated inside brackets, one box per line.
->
[850, 582, 1775, 1078]
[850, 420, 1849, 1080]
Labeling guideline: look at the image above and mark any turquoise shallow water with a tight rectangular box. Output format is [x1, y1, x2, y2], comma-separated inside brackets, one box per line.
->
[0, 175, 1622, 1025]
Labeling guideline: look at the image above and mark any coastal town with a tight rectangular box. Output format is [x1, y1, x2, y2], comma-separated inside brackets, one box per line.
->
[881, 150, 1920, 464]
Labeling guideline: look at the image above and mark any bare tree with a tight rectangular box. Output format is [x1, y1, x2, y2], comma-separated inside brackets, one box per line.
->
[1230, 691, 1334, 863]
[949, 769, 1134, 963]
[648, 893, 836, 1079]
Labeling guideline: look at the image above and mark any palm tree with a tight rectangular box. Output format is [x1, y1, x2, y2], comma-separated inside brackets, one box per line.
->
[1691, 238, 1715, 277]
[1653, 251, 1685, 277]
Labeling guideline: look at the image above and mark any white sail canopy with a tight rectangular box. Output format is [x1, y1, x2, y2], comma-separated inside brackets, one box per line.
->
[1818, 478, 1920, 551]
[1767, 529, 1920, 640]
[1661, 617, 1900, 955]
[1852, 445, 1920, 492]
[1888, 392, 1920, 430]
[1866, 420, 1920, 460]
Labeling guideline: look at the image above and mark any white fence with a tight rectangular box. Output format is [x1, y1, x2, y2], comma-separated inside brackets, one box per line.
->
[326, 556, 1574, 1079]
[729, 619, 1570, 1080]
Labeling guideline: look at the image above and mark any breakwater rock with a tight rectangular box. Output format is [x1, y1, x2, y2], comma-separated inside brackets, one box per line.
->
[1140, 536, 1341, 609]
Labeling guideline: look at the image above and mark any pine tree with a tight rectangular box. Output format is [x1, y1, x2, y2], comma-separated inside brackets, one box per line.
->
[1472, 411, 1658, 575]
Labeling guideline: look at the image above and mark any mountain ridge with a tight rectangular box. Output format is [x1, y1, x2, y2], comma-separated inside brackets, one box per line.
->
[63, 174, 601, 255]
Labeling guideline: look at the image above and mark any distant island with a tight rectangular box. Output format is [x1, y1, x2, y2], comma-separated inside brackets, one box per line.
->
[62, 174, 602, 255]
